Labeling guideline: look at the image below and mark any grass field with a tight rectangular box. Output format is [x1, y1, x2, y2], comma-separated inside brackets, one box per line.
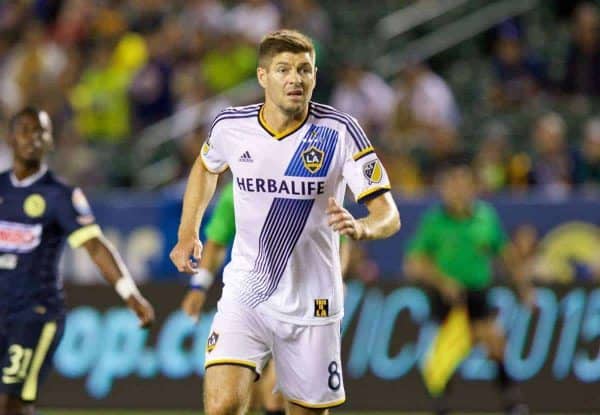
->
[42, 412, 514, 415]
[42, 412, 593, 415]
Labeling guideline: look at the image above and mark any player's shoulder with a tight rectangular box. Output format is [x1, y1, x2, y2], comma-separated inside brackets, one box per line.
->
[40, 171, 81, 201]
[309, 101, 360, 126]
[209, 103, 262, 133]
[45, 171, 73, 191]
[0, 170, 9, 182]
[474, 200, 499, 218]
[308, 102, 371, 150]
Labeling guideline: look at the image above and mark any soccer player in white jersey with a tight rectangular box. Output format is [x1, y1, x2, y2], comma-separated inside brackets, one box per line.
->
[170, 30, 400, 415]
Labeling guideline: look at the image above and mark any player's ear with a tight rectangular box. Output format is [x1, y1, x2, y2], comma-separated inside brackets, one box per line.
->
[257, 66, 267, 89]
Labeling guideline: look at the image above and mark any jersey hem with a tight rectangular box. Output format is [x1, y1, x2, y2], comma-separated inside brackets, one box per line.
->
[288, 397, 346, 409]
[199, 154, 229, 174]
[356, 185, 391, 203]
[257, 303, 343, 326]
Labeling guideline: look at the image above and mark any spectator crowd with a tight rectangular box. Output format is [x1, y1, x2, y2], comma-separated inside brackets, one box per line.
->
[0, 0, 599, 197]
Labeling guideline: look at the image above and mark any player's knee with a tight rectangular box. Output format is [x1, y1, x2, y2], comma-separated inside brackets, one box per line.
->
[204, 393, 243, 415]
[287, 404, 328, 415]
[2, 397, 34, 415]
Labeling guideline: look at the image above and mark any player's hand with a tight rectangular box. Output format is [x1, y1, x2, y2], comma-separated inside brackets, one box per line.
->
[518, 285, 536, 309]
[439, 279, 462, 304]
[170, 237, 203, 274]
[181, 289, 207, 322]
[126, 294, 155, 328]
[326, 197, 365, 240]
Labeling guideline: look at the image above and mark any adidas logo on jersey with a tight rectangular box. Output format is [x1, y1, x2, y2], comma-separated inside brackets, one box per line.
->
[239, 151, 253, 162]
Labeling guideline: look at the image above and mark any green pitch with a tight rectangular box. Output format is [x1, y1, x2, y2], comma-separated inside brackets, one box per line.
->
[44, 412, 396, 415]
[43, 411, 590, 415]
[43, 412, 397, 415]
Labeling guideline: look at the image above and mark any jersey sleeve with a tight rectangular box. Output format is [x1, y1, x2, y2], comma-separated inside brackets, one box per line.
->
[340, 116, 391, 203]
[200, 111, 230, 173]
[204, 183, 236, 245]
[55, 187, 102, 248]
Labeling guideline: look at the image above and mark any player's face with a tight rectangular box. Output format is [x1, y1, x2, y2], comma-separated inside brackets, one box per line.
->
[439, 167, 476, 212]
[10, 114, 48, 163]
[258, 51, 316, 115]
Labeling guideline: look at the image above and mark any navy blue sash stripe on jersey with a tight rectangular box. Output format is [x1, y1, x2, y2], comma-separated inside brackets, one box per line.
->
[208, 106, 260, 136]
[309, 104, 371, 151]
[242, 197, 315, 308]
[284, 125, 339, 177]
[257, 199, 314, 303]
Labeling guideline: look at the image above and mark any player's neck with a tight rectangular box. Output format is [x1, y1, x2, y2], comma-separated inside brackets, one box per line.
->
[445, 202, 474, 218]
[260, 101, 308, 136]
[12, 160, 44, 181]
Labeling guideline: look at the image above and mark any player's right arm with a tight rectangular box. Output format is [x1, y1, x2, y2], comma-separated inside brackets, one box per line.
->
[82, 236, 155, 327]
[170, 156, 219, 274]
[171, 114, 229, 273]
[181, 182, 235, 320]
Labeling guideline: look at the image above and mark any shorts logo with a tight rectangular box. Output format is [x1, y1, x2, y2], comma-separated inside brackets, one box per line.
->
[207, 331, 219, 353]
[201, 142, 210, 156]
[301, 146, 324, 173]
[314, 299, 329, 317]
[363, 159, 383, 184]
[24, 194, 46, 218]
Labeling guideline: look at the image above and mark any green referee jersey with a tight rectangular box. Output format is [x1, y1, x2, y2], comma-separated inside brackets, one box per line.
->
[406, 201, 508, 290]
[205, 182, 236, 245]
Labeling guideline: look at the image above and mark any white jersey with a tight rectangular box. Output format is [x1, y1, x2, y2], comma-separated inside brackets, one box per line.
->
[201, 102, 391, 325]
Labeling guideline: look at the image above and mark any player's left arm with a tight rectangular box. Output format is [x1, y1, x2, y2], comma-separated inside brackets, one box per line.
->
[491, 208, 535, 307]
[327, 192, 400, 240]
[82, 236, 155, 327]
[57, 186, 154, 327]
[336, 116, 400, 240]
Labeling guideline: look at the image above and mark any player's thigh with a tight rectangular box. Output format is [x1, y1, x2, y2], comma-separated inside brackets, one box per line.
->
[6, 396, 35, 415]
[471, 317, 505, 359]
[204, 299, 272, 376]
[259, 360, 284, 411]
[286, 400, 328, 415]
[273, 321, 345, 410]
[0, 317, 64, 404]
[204, 364, 255, 415]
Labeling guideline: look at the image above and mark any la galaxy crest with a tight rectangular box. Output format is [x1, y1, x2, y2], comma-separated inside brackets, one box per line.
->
[363, 159, 383, 184]
[301, 146, 324, 173]
[207, 331, 219, 353]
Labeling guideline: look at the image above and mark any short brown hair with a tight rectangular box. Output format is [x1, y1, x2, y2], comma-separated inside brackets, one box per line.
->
[258, 29, 315, 68]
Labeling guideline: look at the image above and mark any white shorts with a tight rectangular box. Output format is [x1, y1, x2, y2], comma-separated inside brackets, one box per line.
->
[205, 299, 345, 409]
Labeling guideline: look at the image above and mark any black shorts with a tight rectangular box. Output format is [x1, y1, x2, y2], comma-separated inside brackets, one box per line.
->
[0, 315, 65, 402]
[429, 288, 495, 323]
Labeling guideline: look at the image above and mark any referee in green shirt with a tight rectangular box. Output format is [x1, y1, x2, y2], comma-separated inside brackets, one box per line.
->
[404, 156, 532, 415]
